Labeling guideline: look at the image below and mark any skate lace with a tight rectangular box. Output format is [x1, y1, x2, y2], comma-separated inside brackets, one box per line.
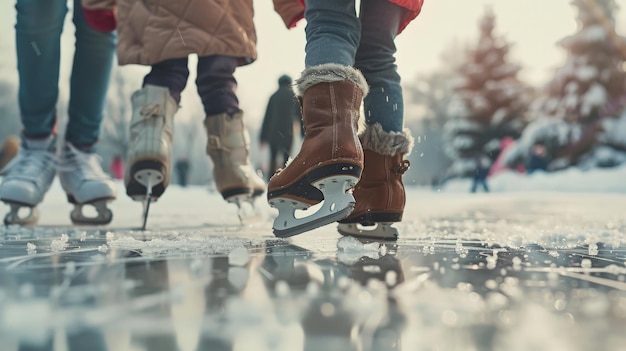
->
[57, 146, 108, 180]
[4, 149, 56, 182]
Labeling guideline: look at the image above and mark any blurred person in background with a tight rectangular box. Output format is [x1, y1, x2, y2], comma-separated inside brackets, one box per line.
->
[471, 155, 491, 193]
[260, 74, 303, 181]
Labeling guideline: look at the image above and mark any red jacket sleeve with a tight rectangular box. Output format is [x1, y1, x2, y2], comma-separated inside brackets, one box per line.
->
[273, 0, 305, 29]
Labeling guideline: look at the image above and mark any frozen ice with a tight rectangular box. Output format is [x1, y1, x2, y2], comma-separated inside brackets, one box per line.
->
[336, 236, 381, 265]
[50, 233, 69, 252]
[275, 280, 290, 297]
[228, 267, 249, 290]
[228, 246, 250, 267]
[581, 258, 592, 269]
[1, 180, 625, 350]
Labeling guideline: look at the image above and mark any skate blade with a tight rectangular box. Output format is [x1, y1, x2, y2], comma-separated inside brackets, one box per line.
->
[141, 197, 152, 230]
[70, 199, 114, 226]
[3, 203, 39, 226]
[269, 175, 358, 238]
[134, 169, 163, 231]
[337, 222, 399, 241]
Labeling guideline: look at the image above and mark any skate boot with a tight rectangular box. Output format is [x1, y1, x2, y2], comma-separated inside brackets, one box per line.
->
[124, 84, 177, 229]
[204, 110, 266, 222]
[58, 142, 117, 225]
[338, 124, 413, 241]
[267, 64, 369, 237]
[0, 135, 20, 173]
[0, 135, 57, 226]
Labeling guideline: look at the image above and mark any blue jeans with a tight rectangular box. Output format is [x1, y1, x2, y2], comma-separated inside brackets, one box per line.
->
[143, 55, 240, 116]
[304, 0, 408, 132]
[15, 0, 116, 148]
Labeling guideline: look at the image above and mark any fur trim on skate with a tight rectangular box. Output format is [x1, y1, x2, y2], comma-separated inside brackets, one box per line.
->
[295, 64, 369, 97]
[360, 123, 414, 156]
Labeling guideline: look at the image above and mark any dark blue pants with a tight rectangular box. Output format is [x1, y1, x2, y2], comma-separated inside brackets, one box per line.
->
[142, 55, 239, 116]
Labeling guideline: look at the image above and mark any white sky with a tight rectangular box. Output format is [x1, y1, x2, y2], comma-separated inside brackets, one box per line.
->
[0, 0, 625, 126]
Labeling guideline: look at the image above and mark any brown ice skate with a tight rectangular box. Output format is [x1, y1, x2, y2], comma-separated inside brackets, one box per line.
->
[337, 124, 413, 241]
[267, 64, 369, 237]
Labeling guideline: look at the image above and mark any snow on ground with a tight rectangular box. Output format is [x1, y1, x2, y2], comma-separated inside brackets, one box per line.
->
[441, 163, 626, 193]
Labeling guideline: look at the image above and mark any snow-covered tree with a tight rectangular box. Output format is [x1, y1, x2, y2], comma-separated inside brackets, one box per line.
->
[442, 8, 531, 178]
[508, 0, 626, 171]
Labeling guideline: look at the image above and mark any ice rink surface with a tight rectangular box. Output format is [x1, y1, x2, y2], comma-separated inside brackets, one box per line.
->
[1, 182, 625, 351]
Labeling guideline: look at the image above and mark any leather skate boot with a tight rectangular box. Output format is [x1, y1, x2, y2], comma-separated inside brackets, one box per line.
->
[125, 84, 177, 201]
[338, 124, 414, 241]
[204, 110, 265, 204]
[267, 64, 369, 237]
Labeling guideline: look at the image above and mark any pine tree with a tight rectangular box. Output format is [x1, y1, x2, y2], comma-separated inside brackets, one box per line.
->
[443, 8, 530, 178]
[509, 0, 626, 171]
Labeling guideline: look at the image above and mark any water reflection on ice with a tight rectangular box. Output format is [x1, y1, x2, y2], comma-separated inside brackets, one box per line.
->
[0, 198, 625, 350]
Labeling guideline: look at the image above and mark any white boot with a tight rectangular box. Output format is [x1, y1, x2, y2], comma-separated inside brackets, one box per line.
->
[125, 84, 177, 201]
[204, 111, 265, 201]
[124, 84, 178, 229]
[205, 111, 266, 223]
[58, 142, 117, 225]
[0, 135, 57, 225]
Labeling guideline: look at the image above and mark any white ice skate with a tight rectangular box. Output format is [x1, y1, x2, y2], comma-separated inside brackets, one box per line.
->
[204, 111, 266, 225]
[124, 85, 177, 230]
[58, 142, 117, 225]
[0, 136, 57, 226]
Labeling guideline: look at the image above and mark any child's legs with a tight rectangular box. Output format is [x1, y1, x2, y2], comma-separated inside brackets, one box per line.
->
[303, 0, 360, 67]
[15, 0, 67, 139]
[196, 55, 239, 116]
[143, 57, 190, 104]
[65, 0, 117, 148]
[355, 0, 407, 132]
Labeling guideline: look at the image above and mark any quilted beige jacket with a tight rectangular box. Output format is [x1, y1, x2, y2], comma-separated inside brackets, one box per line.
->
[82, 0, 257, 66]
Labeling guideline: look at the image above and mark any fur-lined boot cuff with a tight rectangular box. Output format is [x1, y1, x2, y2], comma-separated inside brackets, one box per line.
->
[360, 123, 414, 156]
[295, 63, 369, 97]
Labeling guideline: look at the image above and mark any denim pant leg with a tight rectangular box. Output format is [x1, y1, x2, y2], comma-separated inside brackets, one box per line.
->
[303, 0, 361, 67]
[15, 0, 67, 139]
[65, 0, 117, 148]
[355, 0, 407, 132]
[196, 55, 239, 116]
